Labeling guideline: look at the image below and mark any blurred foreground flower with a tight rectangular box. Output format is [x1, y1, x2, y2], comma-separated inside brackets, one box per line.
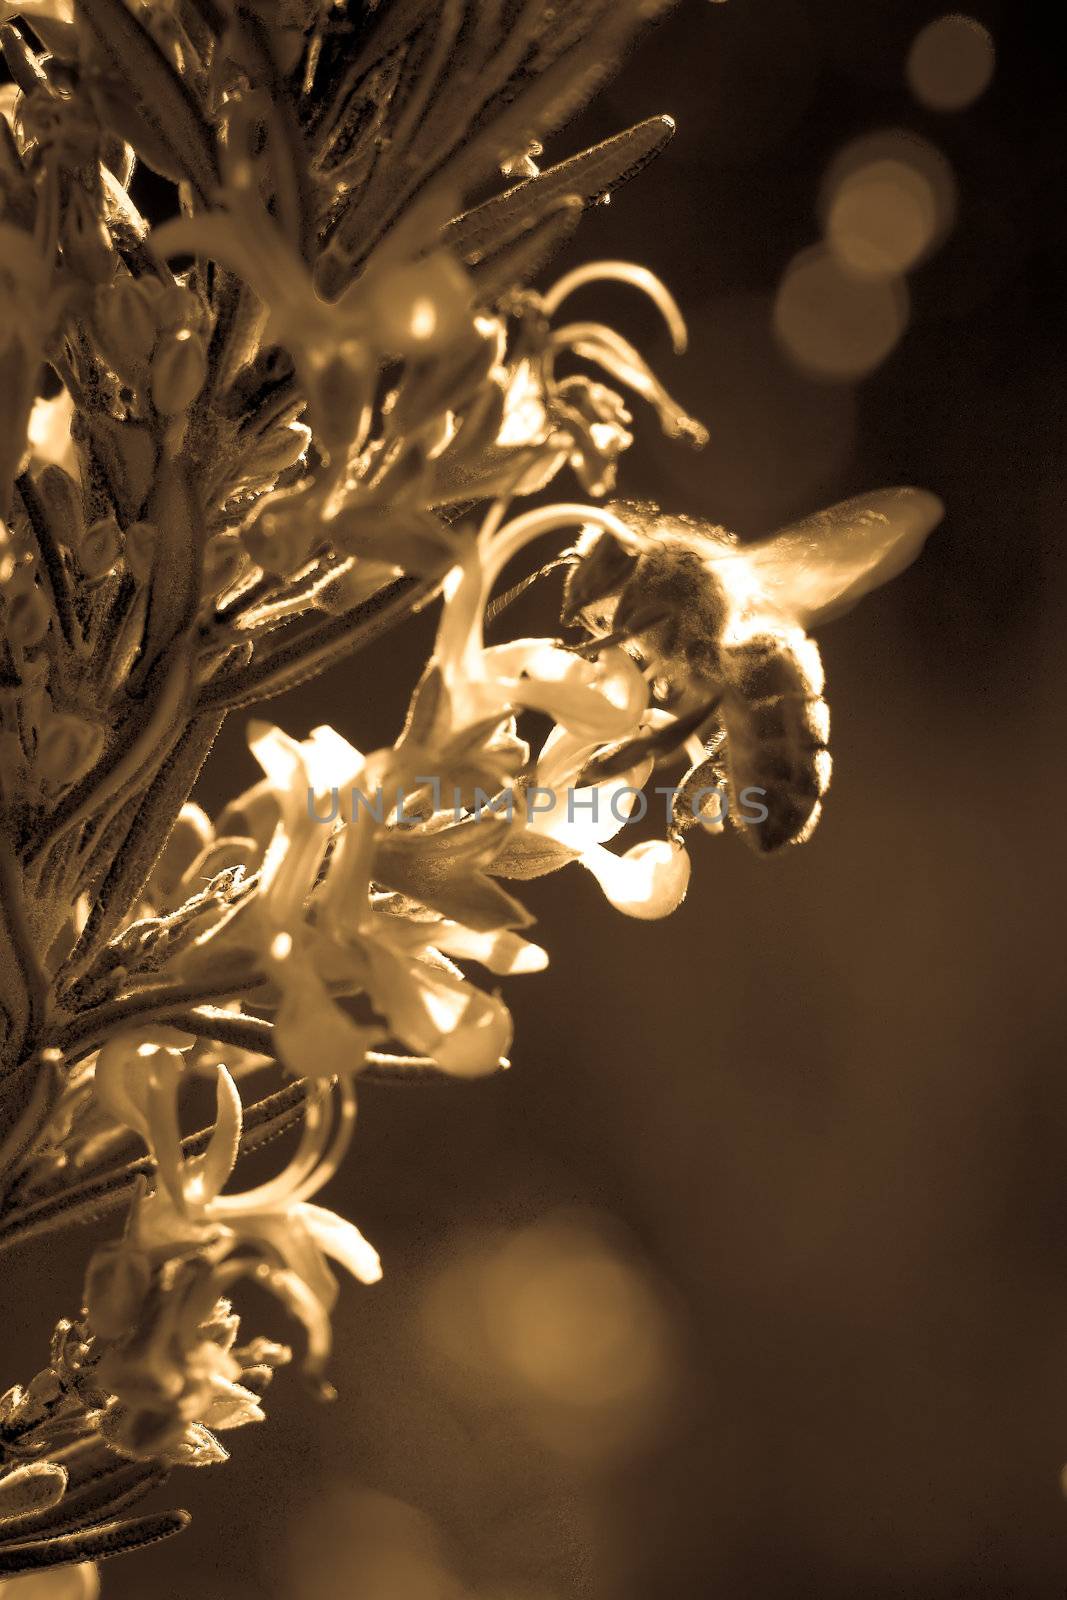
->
[0, 1565, 98, 1600]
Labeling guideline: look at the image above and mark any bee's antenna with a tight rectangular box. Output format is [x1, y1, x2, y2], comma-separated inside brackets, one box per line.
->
[484, 558, 572, 626]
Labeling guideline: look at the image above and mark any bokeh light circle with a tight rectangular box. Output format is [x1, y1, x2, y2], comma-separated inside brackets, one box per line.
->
[422, 1214, 679, 1462]
[907, 14, 995, 111]
[819, 131, 958, 278]
[828, 160, 936, 276]
[773, 245, 910, 381]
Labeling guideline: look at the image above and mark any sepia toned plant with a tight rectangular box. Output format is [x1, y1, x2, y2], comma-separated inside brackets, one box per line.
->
[0, 1, 942, 1592]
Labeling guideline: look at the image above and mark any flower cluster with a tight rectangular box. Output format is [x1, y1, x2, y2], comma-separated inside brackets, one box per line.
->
[0, 0, 936, 1588]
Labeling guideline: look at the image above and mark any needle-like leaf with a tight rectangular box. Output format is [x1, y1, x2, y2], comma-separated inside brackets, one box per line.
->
[0, 1508, 191, 1572]
[445, 115, 675, 266]
[74, 0, 218, 196]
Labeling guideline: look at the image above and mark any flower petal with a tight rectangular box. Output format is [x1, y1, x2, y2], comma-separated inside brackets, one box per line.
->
[365, 943, 512, 1077]
[580, 839, 691, 919]
[297, 1203, 382, 1286]
[433, 925, 548, 974]
[271, 946, 381, 1078]
[184, 1065, 242, 1207]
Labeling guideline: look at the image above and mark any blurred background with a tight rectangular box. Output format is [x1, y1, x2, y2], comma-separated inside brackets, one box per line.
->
[8, 0, 1067, 1594]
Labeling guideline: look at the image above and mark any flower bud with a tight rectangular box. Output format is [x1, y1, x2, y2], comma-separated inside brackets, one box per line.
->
[150, 328, 208, 415]
[241, 420, 313, 479]
[86, 416, 158, 521]
[0, 1460, 68, 1523]
[122, 519, 157, 582]
[307, 343, 372, 454]
[36, 712, 106, 786]
[153, 284, 202, 333]
[200, 532, 247, 600]
[92, 278, 159, 383]
[37, 464, 85, 551]
[102, 133, 136, 187]
[99, 1399, 188, 1461]
[84, 1244, 153, 1340]
[0, 1385, 28, 1430]
[5, 584, 50, 646]
[79, 514, 122, 578]
[362, 250, 472, 357]
[62, 186, 117, 285]
[242, 500, 317, 576]
[25, 1370, 62, 1409]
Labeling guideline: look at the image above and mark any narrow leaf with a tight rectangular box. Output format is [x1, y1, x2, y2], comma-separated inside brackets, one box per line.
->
[469, 195, 584, 302]
[0, 1509, 190, 1572]
[360, 1052, 506, 1084]
[446, 115, 675, 265]
[6, 1463, 168, 1541]
[75, 0, 217, 196]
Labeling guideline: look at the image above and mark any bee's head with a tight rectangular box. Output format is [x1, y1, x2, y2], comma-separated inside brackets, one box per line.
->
[560, 527, 639, 631]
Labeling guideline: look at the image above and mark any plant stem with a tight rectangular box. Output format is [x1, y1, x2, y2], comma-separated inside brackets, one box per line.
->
[197, 573, 442, 711]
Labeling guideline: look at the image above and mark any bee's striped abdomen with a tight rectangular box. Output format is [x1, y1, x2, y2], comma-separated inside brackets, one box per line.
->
[720, 631, 832, 853]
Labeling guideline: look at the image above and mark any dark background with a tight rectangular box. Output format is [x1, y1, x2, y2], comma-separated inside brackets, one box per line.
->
[7, 0, 1067, 1595]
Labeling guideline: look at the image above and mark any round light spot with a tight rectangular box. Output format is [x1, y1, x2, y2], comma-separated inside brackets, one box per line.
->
[408, 296, 438, 342]
[828, 160, 936, 275]
[820, 131, 957, 278]
[422, 1214, 678, 1461]
[907, 14, 995, 111]
[774, 245, 909, 381]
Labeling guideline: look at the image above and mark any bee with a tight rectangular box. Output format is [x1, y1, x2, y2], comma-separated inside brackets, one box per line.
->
[561, 488, 943, 853]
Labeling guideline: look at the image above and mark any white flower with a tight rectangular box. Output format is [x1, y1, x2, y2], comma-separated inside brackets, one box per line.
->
[244, 722, 530, 1079]
[431, 501, 651, 745]
[85, 1026, 379, 1441]
[485, 261, 704, 498]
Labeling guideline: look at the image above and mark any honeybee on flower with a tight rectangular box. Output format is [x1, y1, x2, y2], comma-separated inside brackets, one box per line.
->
[564, 489, 943, 853]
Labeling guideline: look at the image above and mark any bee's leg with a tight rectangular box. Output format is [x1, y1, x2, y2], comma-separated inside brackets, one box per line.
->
[685, 724, 726, 766]
[575, 696, 721, 786]
[673, 739, 730, 836]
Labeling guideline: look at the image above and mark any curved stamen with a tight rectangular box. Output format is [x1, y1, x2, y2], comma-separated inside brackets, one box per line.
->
[283, 1077, 356, 1205]
[546, 322, 708, 445]
[212, 1078, 333, 1215]
[541, 260, 690, 354]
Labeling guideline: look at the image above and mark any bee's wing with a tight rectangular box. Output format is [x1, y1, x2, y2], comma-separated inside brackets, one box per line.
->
[606, 498, 739, 554]
[725, 487, 943, 626]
